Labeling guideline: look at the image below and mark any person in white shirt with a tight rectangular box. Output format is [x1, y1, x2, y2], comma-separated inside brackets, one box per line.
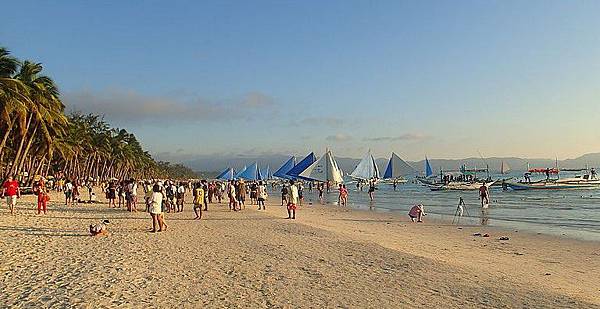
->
[176, 183, 186, 212]
[287, 181, 299, 219]
[149, 184, 167, 232]
[257, 181, 268, 210]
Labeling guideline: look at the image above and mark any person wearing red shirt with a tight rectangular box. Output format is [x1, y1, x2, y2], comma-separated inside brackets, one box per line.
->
[2, 175, 21, 215]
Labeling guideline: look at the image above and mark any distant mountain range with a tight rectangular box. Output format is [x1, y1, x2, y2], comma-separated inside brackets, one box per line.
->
[174, 153, 600, 174]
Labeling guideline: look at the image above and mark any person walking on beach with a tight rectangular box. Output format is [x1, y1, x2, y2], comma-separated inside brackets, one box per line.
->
[250, 181, 258, 205]
[33, 177, 49, 215]
[237, 180, 246, 210]
[317, 182, 324, 203]
[408, 204, 426, 222]
[149, 184, 167, 232]
[202, 180, 209, 211]
[257, 181, 267, 210]
[340, 184, 348, 206]
[2, 175, 20, 215]
[281, 183, 289, 206]
[129, 178, 138, 212]
[106, 181, 117, 208]
[479, 183, 490, 208]
[287, 181, 299, 219]
[227, 180, 238, 211]
[64, 179, 74, 207]
[176, 182, 186, 213]
[193, 182, 204, 219]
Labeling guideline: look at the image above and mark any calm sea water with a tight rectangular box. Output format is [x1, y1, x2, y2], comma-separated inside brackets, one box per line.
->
[271, 171, 600, 241]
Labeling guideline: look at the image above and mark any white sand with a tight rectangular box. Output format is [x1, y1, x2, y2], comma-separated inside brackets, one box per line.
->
[0, 192, 598, 308]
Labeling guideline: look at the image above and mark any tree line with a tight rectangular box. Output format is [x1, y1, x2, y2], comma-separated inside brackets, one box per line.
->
[0, 47, 197, 184]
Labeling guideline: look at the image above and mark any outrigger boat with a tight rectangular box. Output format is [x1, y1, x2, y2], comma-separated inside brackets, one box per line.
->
[506, 171, 600, 190]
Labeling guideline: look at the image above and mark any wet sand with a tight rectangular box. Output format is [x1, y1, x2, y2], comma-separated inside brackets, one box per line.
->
[0, 192, 598, 308]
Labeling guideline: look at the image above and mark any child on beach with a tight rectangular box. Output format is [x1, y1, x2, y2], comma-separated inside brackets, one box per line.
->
[408, 204, 426, 222]
[193, 183, 204, 219]
[90, 220, 110, 236]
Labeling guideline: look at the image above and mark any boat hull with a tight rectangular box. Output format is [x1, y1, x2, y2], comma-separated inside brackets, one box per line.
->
[506, 181, 600, 190]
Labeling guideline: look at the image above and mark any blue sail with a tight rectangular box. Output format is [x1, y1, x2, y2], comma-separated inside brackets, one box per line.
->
[217, 168, 236, 180]
[260, 165, 270, 180]
[273, 156, 297, 179]
[425, 157, 433, 178]
[383, 158, 393, 179]
[238, 162, 260, 180]
[383, 152, 416, 179]
[235, 165, 247, 179]
[286, 152, 317, 180]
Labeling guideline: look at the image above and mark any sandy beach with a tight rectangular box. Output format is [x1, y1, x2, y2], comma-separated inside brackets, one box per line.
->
[1, 191, 599, 308]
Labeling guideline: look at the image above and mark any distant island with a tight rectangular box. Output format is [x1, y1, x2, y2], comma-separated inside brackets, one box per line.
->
[159, 152, 600, 175]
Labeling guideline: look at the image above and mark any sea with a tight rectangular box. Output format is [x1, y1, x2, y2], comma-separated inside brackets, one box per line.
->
[272, 171, 600, 241]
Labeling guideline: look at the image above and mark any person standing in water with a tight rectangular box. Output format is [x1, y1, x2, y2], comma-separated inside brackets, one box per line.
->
[368, 180, 376, 201]
[479, 182, 490, 207]
[317, 182, 324, 204]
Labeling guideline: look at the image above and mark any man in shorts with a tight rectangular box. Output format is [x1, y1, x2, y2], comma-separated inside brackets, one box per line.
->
[287, 181, 299, 219]
[479, 183, 490, 208]
[2, 175, 20, 215]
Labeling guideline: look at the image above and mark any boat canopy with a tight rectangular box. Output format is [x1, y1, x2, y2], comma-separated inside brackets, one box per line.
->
[528, 168, 559, 174]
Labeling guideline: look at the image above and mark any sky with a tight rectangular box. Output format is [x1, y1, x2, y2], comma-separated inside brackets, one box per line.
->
[2, 0, 600, 162]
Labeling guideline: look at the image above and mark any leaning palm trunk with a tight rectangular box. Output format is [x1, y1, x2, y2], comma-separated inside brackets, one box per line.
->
[10, 113, 33, 176]
[15, 122, 38, 176]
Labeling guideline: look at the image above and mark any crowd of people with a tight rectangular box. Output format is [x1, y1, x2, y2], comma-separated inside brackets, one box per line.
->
[1, 173, 434, 235]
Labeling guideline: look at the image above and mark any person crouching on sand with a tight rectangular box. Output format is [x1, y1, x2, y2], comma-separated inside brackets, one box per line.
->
[287, 181, 299, 219]
[149, 184, 167, 232]
[408, 204, 426, 223]
[90, 220, 110, 236]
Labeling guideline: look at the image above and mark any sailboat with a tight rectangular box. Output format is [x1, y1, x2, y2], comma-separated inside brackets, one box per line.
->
[500, 161, 511, 175]
[260, 165, 271, 181]
[238, 162, 262, 180]
[273, 156, 296, 180]
[234, 165, 247, 179]
[286, 152, 317, 180]
[382, 152, 416, 183]
[216, 167, 236, 181]
[350, 151, 380, 181]
[425, 157, 433, 178]
[298, 150, 344, 184]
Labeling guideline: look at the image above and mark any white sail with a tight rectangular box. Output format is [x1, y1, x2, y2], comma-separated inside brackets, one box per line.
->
[350, 151, 380, 180]
[299, 150, 344, 183]
[501, 161, 511, 174]
[383, 152, 416, 179]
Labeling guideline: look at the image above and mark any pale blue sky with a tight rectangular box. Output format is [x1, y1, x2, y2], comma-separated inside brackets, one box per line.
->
[2, 0, 600, 161]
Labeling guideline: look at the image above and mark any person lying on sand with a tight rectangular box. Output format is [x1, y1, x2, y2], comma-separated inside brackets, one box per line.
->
[408, 204, 426, 223]
[90, 220, 110, 236]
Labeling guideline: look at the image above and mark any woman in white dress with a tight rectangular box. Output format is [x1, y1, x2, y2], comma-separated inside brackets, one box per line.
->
[150, 184, 167, 232]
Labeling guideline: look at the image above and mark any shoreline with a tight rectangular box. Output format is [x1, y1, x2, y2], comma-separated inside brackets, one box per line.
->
[1, 191, 598, 307]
